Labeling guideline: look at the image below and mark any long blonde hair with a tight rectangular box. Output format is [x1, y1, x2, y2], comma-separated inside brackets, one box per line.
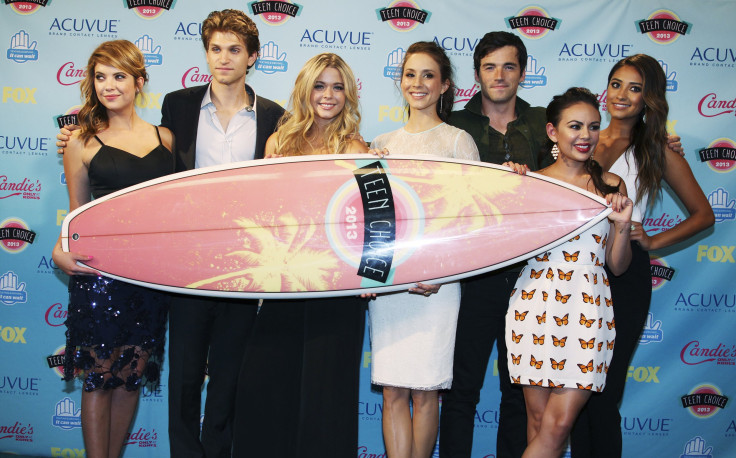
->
[274, 53, 361, 156]
[77, 40, 147, 144]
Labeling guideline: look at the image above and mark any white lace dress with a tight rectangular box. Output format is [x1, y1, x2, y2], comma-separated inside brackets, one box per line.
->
[368, 123, 480, 389]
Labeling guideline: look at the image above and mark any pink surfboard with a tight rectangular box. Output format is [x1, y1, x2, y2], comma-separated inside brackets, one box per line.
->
[61, 155, 611, 298]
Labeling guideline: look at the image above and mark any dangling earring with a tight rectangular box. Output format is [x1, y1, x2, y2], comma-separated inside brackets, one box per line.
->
[439, 93, 443, 113]
[551, 143, 559, 159]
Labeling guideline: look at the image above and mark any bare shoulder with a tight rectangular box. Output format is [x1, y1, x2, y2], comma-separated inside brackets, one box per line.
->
[345, 138, 369, 154]
[157, 126, 174, 152]
[602, 170, 625, 189]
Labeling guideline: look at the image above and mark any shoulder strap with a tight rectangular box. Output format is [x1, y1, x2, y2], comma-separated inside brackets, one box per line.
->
[154, 125, 162, 145]
[93, 135, 104, 146]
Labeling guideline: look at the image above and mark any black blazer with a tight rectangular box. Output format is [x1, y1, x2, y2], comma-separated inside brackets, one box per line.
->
[160, 83, 285, 172]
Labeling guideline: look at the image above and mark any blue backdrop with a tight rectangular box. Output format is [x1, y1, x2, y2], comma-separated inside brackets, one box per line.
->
[1, 0, 734, 456]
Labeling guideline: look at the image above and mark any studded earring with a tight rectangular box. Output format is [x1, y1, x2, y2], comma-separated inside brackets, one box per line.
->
[551, 143, 560, 159]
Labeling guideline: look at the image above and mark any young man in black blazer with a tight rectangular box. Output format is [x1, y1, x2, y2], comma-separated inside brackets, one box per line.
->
[160, 10, 283, 458]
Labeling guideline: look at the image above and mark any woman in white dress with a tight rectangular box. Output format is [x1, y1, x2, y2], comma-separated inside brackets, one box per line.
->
[369, 41, 480, 457]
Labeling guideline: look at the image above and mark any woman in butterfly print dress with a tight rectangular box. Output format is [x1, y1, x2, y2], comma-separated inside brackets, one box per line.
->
[570, 55, 715, 458]
[503, 88, 633, 458]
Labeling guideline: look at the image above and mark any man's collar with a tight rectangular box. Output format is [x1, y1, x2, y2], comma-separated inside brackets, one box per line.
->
[201, 83, 258, 113]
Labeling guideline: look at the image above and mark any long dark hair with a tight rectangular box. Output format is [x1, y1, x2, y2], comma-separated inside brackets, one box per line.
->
[608, 54, 668, 207]
[547, 87, 619, 196]
[401, 41, 455, 122]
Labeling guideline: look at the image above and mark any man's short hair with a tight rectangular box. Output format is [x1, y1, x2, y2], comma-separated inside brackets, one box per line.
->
[201, 9, 260, 58]
[473, 31, 528, 74]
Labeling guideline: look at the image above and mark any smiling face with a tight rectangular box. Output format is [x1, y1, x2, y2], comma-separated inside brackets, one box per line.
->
[607, 65, 645, 121]
[310, 67, 346, 124]
[401, 52, 449, 116]
[475, 45, 525, 106]
[205, 31, 257, 87]
[547, 102, 601, 163]
[93, 63, 142, 112]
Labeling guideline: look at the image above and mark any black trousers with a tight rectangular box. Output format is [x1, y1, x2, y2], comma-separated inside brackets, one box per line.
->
[571, 243, 651, 458]
[231, 297, 366, 458]
[440, 269, 528, 458]
[168, 295, 258, 458]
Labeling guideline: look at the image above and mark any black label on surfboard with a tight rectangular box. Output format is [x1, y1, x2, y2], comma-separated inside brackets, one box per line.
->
[353, 161, 396, 283]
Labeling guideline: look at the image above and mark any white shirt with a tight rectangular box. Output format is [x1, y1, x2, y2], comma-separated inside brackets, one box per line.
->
[194, 84, 258, 168]
[609, 146, 649, 222]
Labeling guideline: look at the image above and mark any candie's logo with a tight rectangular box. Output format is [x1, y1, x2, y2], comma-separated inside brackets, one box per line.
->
[681, 341, 736, 367]
[699, 138, 736, 173]
[682, 384, 729, 418]
[181, 67, 212, 89]
[249, 0, 302, 26]
[124, 427, 159, 448]
[0, 175, 41, 201]
[376, 1, 431, 33]
[506, 6, 561, 40]
[637, 10, 691, 45]
[0, 218, 36, 254]
[57, 62, 87, 86]
[454, 84, 479, 105]
[649, 255, 675, 291]
[698, 93, 736, 118]
[45, 303, 67, 326]
[643, 212, 683, 235]
[125, 0, 176, 20]
[5, 0, 49, 15]
[0, 421, 34, 442]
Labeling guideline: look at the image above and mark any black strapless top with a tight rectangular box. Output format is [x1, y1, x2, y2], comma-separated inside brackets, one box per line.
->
[87, 126, 173, 199]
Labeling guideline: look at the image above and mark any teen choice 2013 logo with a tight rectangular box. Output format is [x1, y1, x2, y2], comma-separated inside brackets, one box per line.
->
[699, 138, 736, 174]
[125, 0, 176, 20]
[376, 1, 431, 33]
[505, 6, 561, 40]
[249, 0, 302, 26]
[637, 10, 691, 45]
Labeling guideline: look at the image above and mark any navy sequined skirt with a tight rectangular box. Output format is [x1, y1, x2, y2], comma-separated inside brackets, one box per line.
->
[63, 276, 169, 391]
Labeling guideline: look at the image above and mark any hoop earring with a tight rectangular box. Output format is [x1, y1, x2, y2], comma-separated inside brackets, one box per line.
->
[551, 143, 559, 159]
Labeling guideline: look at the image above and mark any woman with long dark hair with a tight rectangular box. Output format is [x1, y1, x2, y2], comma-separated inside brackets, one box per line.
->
[570, 54, 715, 458]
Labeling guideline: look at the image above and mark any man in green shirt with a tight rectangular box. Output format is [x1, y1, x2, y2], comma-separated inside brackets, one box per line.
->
[441, 31, 553, 458]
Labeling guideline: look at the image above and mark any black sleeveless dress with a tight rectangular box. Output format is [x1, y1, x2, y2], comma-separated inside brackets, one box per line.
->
[63, 126, 173, 391]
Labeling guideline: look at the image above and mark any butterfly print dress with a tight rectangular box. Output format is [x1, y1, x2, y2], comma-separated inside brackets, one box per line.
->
[505, 218, 615, 391]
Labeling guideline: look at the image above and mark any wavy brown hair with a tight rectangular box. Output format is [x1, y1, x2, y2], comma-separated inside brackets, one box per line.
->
[607, 54, 668, 207]
[77, 40, 147, 144]
[273, 53, 361, 156]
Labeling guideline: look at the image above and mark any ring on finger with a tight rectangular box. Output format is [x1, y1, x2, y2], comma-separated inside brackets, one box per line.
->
[630, 224, 635, 231]
[424, 291, 431, 296]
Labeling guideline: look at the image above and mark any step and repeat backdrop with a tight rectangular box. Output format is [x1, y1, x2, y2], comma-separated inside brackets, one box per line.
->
[1, 0, 734, 456]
